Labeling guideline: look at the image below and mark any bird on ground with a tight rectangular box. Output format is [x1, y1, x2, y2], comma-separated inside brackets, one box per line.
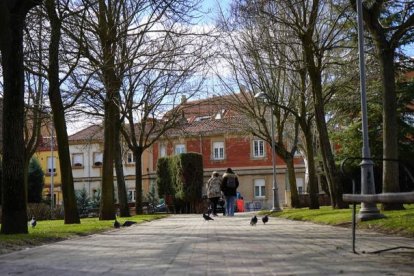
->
[122, 221, 137, 227]
[203, 213, 214, 221]
[250, 215, 258, 226]
[262, 215, 269, 224]
[30, 217, 37, 228]
[114, 219, 121, 228]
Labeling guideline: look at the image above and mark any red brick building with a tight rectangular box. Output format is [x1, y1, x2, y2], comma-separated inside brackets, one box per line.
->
[151, 96, 306, 209]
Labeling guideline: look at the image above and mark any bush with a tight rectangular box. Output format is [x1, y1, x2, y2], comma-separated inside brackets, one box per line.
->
[155, 153, 203, 213]
[27, 203, 64, 220]
[28, 157, 44, 203]
[156, 157, 173, 198]
[76, 188, 92, 217]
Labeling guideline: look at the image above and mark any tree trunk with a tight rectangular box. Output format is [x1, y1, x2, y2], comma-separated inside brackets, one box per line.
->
[114, 124, 130, 217]
[99, 96, 116, 220]
[313, 84, 345, 209]
[134, 147, 144, 214]
[298, 66, 319, 209]
[0, 0, 39, 234]
[46, 0, 80, 224]
[98, 0, 120, 220]
[303, 33, 346, 209]
[379, 49, 403, 210]
[304, 127, 320, 209]
[285, 156, 300, 208]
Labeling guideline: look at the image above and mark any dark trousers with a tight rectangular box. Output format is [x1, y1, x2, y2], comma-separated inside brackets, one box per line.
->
[209, 197, 219, 215]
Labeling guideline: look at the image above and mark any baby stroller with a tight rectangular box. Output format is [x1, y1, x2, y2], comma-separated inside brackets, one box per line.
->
[206, 197, 226, 216]
[213, 197, 226, 216]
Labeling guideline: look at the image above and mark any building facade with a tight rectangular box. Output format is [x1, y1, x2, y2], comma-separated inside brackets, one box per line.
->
[64, 95, 308, 209]
[68, 125, 154, 204]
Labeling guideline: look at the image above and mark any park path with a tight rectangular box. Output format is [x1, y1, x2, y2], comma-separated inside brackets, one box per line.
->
[0, 212, 413, 275]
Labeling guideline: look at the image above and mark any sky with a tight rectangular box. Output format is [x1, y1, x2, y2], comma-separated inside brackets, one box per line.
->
[200, 0, 231, 23]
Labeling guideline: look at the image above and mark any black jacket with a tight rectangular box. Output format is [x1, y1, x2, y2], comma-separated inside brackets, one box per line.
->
[221, 172, 239, 196]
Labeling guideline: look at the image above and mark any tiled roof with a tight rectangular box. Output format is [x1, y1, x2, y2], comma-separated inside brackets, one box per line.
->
[69, 95, 252, 141]
[163, 115, 249, 138]
[166, 94, 242, 123]
[68, 125, 104, 142]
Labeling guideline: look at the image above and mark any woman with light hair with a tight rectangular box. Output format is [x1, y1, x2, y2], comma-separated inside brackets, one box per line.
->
[206, 171, 222, 216]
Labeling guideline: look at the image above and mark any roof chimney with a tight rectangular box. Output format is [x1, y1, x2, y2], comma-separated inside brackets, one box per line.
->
[181, 95, 187, 104]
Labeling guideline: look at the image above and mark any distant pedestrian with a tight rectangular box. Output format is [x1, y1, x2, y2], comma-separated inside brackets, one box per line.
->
[206, 171, 222, 216]
[221, 168, 239, 216]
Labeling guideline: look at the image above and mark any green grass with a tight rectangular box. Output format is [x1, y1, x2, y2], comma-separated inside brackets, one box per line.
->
[261, 204, 414, 238]
[0, 214, 167, 254]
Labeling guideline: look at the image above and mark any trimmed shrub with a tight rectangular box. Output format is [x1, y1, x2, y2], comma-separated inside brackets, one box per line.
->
[156, 157, 173, 198]
[155, 153, 203, 213]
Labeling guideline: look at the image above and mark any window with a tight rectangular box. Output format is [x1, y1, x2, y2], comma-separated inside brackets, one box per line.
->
[212, 141, 224, 160]
[93, 152, 103, 166]
[175, 144, 186, 154]
[215, 109, 225, 120]
[296, 178, 304, 194]
[72, 153, 84, 167]
[195, 115, 211, 121]
[47, 156, 57, 174]
[160, 144, 167, 157]
[254, 179, 266, 198]
[128, 190, 136, 202]
[127, 151, 136, 164]
[253, 140, 265, 158]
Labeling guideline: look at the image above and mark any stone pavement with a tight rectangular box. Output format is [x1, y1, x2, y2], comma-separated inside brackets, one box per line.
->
[0, 212, 413, 275]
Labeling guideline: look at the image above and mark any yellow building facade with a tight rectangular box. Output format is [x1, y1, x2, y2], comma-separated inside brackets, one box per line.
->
[34, 140, 62, 206]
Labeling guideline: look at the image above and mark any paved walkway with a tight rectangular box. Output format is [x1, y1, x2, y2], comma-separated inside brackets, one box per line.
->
[0, 212, 413, 275]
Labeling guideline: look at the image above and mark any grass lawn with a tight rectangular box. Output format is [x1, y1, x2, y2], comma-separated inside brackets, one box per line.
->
[0, 214, 167, 254]
[262, 204, 414, 238]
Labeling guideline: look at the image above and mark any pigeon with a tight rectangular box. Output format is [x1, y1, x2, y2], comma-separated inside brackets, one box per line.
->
[114, 219, 121, 228]
[122, 221, 137, 227]
[203, 213, 214, 221]
[262, 215, 269, 224]
[30, 217, 37, 228]
[250, 215, 258, 226]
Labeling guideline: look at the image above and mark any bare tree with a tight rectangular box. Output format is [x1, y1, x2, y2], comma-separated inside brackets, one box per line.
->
[118, 6, 210, 214]
[216, 1, 322, 208]
[0, 0, 42, 234]
[44, 0, 81, 223]
[67, 0, 208, 218]
[23, 10, 47, 188]
[249, 0, 352, 208]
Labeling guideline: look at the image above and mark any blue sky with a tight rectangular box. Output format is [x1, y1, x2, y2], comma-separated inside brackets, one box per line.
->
[200, 0, 231, 23]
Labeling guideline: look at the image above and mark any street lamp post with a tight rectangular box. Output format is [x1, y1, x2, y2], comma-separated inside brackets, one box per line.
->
[356, 0, 383, 220]
[255, 92, 282, 212]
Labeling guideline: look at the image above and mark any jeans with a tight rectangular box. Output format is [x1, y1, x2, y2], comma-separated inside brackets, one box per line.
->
[225, 196, 236, 216]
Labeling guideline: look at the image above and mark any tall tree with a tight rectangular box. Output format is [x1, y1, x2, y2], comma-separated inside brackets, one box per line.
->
[217, 1, 324, 208]
[23, 10, 46, 191]
[69, 0, 208, 216]
[252, 0, 351, 208]
[44, 0, 80, 223]
[350, 0, 414, 210]
[0, 0, 42, 234]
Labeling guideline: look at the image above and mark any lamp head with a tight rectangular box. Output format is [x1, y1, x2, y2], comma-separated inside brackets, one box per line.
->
[254, 92, 269, 104]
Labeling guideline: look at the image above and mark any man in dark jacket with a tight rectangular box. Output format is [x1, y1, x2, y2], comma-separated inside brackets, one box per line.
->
[221, 168, 239, 216]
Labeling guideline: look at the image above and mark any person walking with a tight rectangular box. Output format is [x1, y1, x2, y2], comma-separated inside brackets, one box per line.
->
[206, 171, 222, 216]
[221, 168, 239, 216]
